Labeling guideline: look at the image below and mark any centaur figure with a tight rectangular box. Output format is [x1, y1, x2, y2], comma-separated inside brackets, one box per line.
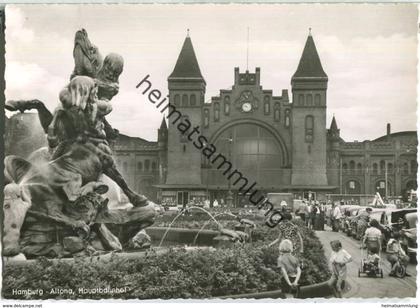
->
[4, 29, 155, 258]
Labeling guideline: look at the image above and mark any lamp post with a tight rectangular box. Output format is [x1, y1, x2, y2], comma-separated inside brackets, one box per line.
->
[203, 142, 210, 202]
[226, 135, 234, 207]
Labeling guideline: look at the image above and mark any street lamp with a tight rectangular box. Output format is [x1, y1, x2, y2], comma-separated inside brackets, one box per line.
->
[203, 142, 210, 201]
[226, 135, 234, 207]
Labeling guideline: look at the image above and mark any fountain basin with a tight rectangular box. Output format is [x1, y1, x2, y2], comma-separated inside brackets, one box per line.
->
[147, 227, 220, 246]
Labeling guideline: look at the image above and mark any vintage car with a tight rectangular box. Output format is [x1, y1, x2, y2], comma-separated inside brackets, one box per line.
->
[380, 208, 417, 250]
[400, 212, 417, 262]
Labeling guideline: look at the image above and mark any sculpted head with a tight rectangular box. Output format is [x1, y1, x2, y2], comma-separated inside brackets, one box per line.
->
[73, 29, 103, 79]
[97, 53, 124, 83]
[3, 183, 31, 256]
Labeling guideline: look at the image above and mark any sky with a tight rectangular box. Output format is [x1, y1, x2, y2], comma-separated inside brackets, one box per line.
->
[5, 4, 418, 142]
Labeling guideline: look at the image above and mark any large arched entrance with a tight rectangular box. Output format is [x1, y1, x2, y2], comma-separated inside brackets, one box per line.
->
[206, 123, 285, 190]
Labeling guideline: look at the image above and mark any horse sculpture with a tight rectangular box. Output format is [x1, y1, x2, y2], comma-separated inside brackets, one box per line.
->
[3, 150, 155, 258]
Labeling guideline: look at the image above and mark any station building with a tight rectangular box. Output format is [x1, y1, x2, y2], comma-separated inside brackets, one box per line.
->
[5, 32, 417, 207]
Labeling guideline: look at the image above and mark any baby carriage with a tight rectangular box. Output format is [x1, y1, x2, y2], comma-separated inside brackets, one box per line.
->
[358, 237, 383, 278]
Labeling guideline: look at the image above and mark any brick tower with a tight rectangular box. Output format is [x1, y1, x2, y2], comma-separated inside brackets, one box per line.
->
[291, 31, 328, 186]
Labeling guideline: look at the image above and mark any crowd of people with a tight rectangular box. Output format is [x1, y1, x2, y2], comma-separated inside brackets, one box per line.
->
[272, 199, 412, 298]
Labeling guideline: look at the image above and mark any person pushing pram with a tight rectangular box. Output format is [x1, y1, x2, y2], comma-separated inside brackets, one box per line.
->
[359, 219, 384, 278]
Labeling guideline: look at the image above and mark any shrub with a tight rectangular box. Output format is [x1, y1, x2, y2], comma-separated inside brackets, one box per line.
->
[3, 217, 330, 299]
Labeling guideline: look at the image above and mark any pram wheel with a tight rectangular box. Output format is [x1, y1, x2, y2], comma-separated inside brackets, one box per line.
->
[395, 264, 406, 278]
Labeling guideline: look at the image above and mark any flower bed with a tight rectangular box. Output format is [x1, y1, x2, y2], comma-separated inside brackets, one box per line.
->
[3, 217, 330, 299]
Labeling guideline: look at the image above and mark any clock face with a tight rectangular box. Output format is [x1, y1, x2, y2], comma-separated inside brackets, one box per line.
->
[235, 90, 259, 111]
[242, 102, 252, 112]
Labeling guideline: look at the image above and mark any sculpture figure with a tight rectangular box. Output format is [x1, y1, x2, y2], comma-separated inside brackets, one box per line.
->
[3, 29, 154, 258]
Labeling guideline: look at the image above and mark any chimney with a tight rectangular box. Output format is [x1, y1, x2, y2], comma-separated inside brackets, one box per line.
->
[387, 123, 391, 137]
[234, 67, 239, 84]
[282, 89, 289, 103]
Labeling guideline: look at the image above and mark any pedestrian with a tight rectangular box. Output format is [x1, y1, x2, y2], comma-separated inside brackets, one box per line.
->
[319, 202, 326, 231]
[363, 219, 382, 251]
[268, 213, 304, 255]
[314, 201, 322, 230]
[329, 240, 352, 298]
[356, 207, 372, 240]
[280, 200, 288, 213]
[304, 200, 311, 228]
[277, 239, 302, 296]
[203, 198, 210, 209]
[308, 201, 316, 230]
[332, 203, 342, 232]
[298, 201, 307, 223]
[213, 199, 219, 208]
[386, 233, 409, 277]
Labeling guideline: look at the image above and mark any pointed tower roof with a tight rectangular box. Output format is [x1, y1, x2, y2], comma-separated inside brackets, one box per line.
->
[169, 34, 205, 81]
[330, 115, 338, 131]
[160, 117, 167, 130]
[292, 31, 328, 80]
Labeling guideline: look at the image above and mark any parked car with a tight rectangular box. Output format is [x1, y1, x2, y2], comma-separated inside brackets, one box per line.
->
[380, 208, 417, 250]
[400, 212, 417, 262]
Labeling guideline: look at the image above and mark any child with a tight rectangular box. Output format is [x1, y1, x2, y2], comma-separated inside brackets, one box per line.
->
[365, 246, 380, 274]
[386, 233, 409, 277]
[277, 239, 301, 296]
[329, 240, 352, 298]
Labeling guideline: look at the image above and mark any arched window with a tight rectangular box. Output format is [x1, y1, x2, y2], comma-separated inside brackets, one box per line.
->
[190, 94, 196, 106]
[349, 160, 355, 174]
[274, 103, 280, 122]
[315, 94, 321, 106]
[151, 161, 157, 171]
[264, 96, 270, 115]
[373, 163, 378, 175]
[380, 160, 385, 174]
[284, 109, 290, 128]
[305, 115, 314, 143]
[410, 160, 417, 174]
[182, 94, 188, 106]
[224, 96, 230, 115]
[357, 163, 363, 174]
[180, 115, 189, 143]
[403, 162, 409, 175]
[145, 160, 150, 172]
[174, 94, 180, 106]
[387, 163, 393, 174]
[343, 163, 348, 174]
[298, 94, 304, 106]
[306, 94, 313, 106]
[137, 162, 143, 171]
[214, 102, 220, 122]
[204, 109, 209, 128]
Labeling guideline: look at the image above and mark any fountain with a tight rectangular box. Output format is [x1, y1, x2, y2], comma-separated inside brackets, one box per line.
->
[192, 211, 238, 245]
[158, 206, 222, 247]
